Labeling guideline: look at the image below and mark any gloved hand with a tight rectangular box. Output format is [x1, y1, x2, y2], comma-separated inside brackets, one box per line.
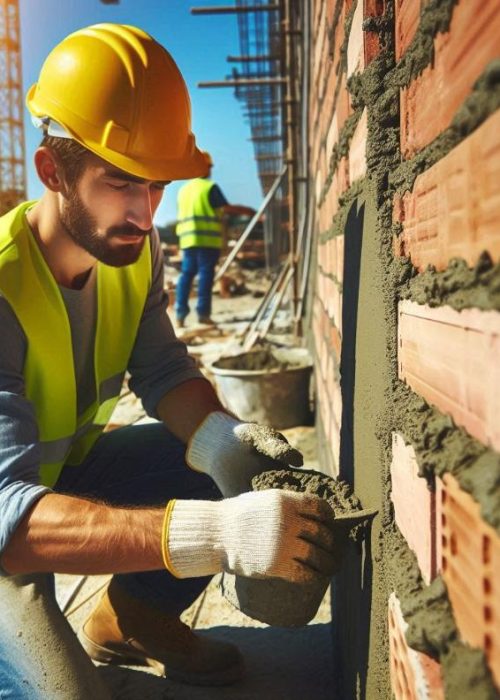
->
[186, 411, 303, 497]
[162, 489, 345, 584]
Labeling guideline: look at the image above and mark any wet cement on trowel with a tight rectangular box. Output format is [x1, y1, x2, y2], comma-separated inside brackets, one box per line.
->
[252, 468, 364, 540]
[316, 0, 500, 696]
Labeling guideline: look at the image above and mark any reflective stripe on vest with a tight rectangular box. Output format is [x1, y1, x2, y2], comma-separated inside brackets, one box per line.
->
[0, 202, 152, 487]
[176, 178, 222, 250]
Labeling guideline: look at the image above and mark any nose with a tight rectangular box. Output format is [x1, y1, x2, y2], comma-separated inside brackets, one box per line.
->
[127, 188, 154, 232]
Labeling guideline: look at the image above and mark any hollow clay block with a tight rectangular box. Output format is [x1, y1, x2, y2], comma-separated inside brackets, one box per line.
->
[220, 468, 376, 626]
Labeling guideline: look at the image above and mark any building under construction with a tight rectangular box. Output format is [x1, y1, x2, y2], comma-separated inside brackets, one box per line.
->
[0, 1, 499, 698]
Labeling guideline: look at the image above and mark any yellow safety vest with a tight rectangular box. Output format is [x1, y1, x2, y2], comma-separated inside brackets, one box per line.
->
[0, 202, 151, 487]
[176, 178, 222, 250]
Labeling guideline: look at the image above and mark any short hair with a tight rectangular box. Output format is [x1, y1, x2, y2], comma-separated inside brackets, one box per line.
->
[40, 135, 91, 184]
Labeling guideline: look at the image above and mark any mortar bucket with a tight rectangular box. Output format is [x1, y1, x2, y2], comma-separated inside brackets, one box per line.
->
[207, 347, 312, 429]
[220, 573, 329, 627]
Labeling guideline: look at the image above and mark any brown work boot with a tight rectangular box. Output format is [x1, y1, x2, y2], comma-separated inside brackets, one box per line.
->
[80, 581, 244, 686]
[197, 316, 216, 326]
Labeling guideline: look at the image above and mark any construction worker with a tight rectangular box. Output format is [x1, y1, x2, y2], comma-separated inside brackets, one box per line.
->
[175, 151, 255, 326]
[0, 25, 343, 698]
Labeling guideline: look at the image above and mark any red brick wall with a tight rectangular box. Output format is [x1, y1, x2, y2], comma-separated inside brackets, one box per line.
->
[308, 0, 500, 696]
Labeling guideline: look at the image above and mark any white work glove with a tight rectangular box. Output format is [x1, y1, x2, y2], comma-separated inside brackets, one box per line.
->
[161, 490, 345, 584]
[186, 411, 303, 497]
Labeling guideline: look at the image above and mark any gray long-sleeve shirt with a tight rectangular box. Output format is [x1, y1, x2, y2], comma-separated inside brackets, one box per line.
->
[0, 228, 203, 560]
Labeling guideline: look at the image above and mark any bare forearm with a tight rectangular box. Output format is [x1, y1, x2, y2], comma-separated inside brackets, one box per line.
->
[156, 378, 226, 443]
[1, 493, 164, 576]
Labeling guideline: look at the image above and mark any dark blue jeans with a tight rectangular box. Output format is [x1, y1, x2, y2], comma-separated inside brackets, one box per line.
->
[175, 246, 220, 320]
[0, 423, 219, 699]
[56, 422, 219, 615]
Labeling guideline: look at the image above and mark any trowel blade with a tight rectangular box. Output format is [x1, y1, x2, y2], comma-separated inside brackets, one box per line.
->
[332, 507, 378, 527]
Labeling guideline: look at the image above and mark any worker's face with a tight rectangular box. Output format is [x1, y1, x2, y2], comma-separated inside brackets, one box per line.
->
[60, 154, 168, 266]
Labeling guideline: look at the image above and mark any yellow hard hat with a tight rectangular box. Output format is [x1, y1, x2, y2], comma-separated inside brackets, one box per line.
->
[199, 150, 213, 177]
[201, 151, 213, 167]
[26, 24, 206, 181]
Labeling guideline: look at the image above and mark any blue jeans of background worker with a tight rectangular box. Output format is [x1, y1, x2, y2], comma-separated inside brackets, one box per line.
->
[0, 422, 218, 699]
[175, 247, 220, 321]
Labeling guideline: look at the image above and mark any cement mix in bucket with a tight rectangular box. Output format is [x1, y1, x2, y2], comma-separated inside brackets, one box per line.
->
[212, 347, 311, 373]
[221, 468, 376, 627]
[208, 347, 313, 429]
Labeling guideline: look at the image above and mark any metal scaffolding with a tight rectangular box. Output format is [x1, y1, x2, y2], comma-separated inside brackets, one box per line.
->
[0, 0, 25, 215]
[192, 1, 310, 334]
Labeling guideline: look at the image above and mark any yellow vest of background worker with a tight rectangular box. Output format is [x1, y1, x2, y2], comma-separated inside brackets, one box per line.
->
[176, 178, 223, 250]
[0, 202, 151, 488]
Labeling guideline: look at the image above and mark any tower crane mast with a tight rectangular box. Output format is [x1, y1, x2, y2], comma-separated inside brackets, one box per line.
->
[0, 0, 25, 215]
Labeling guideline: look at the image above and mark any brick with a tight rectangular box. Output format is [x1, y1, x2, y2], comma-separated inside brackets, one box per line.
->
[364, 0, 386, 66]
[389, 593, 445, 699]
[349, 108, 368, 183]
[395, 0, 421, 61]
[400, 0, 499, 157]
[315, 168, 323, 203]
[347, 0, 364, 78]
[324, 237, 336, 278]
[347, 0, 387, 77]
[330, 405, 341, 469]
[331, 376, 342, 429]
[326, 0, 337, 25]
[398, 301, 500, 451]
[394, 111, 500, 270]
[390, 432, 437, 584]
[439, 474, 500, 688]
[323, 156, 350, 219]
[435, 477, 444, 577]
[314, 3, 327, 99]
[330, 322, 342, 361]
[336, 235, 345, 284]
[326, 111, 339, 160]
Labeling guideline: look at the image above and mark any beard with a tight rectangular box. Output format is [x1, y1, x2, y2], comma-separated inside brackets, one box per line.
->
[60, 188, 150, 267]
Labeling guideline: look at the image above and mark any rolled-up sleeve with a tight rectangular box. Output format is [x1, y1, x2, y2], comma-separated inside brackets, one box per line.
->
[0, 299, 51, 567]
[127, 229, 205, 418]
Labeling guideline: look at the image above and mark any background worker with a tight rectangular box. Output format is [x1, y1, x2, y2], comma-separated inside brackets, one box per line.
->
[0, 24, 343, 699]
[175, 151, 255, 327]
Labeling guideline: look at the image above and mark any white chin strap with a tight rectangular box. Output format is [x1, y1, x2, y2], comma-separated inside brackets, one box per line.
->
[31, 116, 73, 140]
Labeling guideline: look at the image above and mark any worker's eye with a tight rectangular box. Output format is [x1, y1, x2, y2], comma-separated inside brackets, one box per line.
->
[152, 183, 166, 192]
[107, 182, 130, 191]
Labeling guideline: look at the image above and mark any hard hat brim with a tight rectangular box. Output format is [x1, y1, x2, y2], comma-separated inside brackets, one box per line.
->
[28, 86, 207, 182]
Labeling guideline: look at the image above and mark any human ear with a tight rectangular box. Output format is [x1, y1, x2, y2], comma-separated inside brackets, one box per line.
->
[33, 147, 64, 192]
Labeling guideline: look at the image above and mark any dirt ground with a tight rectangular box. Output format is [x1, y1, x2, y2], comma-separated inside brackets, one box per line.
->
[57, 262, 335, 698]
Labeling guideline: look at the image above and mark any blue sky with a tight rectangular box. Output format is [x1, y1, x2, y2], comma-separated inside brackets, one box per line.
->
[20, 0, 261, 224]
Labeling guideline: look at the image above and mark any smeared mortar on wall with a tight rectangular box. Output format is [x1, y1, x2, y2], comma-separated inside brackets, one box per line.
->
[392, 383, 500, 533]
[390, 60, 500, 198]
[399, 253, 500, 311]
[316, 0, 500, 697]
[392, 0, 458, 86]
